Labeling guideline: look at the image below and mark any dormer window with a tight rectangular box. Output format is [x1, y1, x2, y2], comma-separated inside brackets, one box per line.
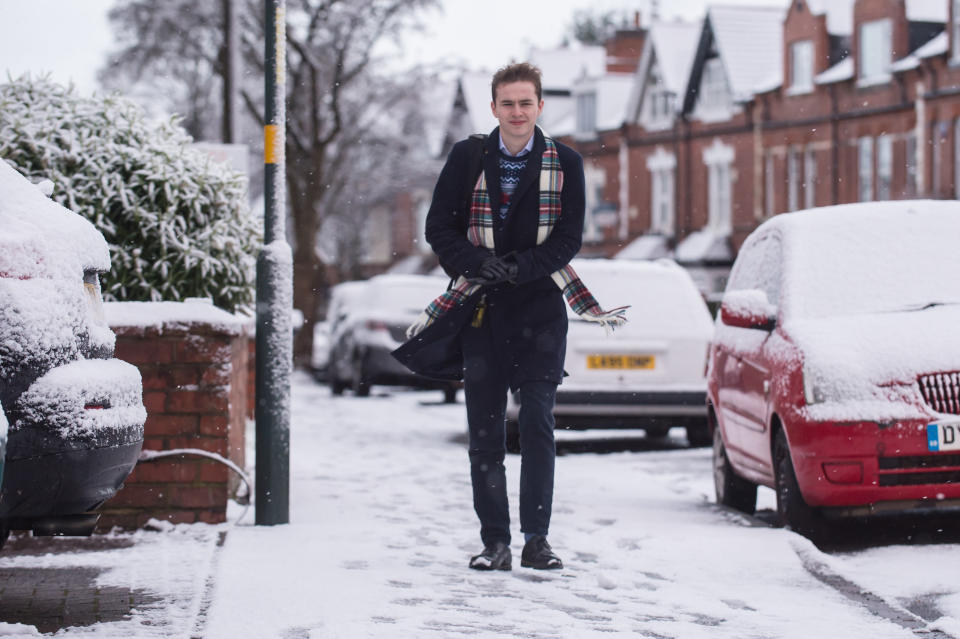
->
[859, 19, 892, 84]
[700, 57, 731, 112]
[644, 65, 676, 128]
[576, 91, 597, 137]
[789, 40, 814, 93]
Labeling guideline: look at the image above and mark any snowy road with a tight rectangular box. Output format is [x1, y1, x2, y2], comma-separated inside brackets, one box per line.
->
[4, 373, 960, 637]
[203, 374, 960, 639]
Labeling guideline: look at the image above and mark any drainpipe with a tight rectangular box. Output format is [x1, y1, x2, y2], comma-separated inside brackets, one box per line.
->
[916, 79, 927, 197]
[830, 84, 840, 205]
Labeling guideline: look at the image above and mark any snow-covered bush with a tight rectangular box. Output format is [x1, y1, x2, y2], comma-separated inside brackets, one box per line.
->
[0, 77, 259, 313]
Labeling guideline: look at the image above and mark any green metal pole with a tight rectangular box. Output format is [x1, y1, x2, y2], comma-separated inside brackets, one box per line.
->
[256, 0, 291, 525]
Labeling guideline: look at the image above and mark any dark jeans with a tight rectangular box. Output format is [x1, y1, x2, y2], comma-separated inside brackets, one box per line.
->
[461, 324, 558, 546]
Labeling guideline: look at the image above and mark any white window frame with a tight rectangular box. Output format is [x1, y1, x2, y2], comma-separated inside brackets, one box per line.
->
[906, 132, 918, 196]
[787, 147, 800, 211]
[765, 152, 775, 217]
[704, 139, 734, 234]
[643, 63, 676, 130]
[576, 91, 597, 138]
[955, 118, 960, 199]
[858, 136, 874, 202]
[583, 163, 606, 242]
[647, 147, 677, 236]
[803, 146, 816, 209]
[877, 134, 893, 200]
[697, 57, 732, 120]
[859, 19, 892, 85]
[789, 40, 814, 94]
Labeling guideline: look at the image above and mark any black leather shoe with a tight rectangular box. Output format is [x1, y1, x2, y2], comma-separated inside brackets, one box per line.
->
[469, 541, 512, 571]
[521, 536, 563, 570]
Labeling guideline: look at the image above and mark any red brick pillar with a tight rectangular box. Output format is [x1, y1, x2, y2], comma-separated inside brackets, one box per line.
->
[99, 302, 252, 529]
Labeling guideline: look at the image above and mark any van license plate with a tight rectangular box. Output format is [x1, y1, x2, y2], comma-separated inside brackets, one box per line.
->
[927, 421, 960, 452]
[587, 355, 655, 370]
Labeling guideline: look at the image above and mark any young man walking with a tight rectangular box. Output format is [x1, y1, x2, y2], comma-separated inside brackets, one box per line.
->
[394, 63, 625, 571]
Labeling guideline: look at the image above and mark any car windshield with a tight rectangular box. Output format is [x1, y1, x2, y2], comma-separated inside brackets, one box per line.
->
[368, 277, 446, 315]
[785, 203, 960, 319]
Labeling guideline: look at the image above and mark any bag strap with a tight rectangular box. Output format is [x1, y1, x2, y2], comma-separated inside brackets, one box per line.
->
[462, 133, 486, 217]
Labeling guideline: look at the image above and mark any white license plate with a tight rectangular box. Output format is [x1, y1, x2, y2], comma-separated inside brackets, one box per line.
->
[927, 421, 960, 452]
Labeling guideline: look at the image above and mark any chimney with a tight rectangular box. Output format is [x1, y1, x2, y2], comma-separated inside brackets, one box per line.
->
[606, 11, 646, 74]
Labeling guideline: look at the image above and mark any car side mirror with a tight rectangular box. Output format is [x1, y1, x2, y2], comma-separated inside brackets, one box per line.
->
[720, 289, 777, 331]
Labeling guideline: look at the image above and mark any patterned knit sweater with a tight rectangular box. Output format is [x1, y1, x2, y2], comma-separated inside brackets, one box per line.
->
[497, 149, 530, 219]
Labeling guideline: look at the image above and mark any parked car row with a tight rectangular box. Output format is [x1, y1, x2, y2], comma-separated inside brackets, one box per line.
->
[0, 162, 146, 548]
[324, 274, 461, 403]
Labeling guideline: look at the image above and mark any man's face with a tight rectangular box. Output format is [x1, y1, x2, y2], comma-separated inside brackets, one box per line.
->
[490, 81, 543, 146]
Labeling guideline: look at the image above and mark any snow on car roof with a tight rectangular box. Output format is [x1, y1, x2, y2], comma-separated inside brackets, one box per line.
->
[0, 160, 109, 279]
[755, 200, 960, 320]
[366, 274, 449, 315]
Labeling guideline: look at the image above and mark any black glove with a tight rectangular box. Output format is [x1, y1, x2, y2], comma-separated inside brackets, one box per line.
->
[475, 255, 518, 285]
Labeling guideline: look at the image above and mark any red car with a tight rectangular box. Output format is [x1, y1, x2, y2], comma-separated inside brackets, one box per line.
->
[707, 201, 960, 539]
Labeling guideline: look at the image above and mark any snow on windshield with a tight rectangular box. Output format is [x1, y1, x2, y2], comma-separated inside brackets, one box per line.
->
[780, 201, 960, 319]
[367, 275, 449, 315]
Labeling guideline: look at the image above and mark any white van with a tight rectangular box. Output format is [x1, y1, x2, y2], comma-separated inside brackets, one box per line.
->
[506, 258, 714, 448]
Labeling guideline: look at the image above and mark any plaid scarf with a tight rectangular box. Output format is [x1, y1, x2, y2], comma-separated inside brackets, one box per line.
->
[407, 136, 628, 338]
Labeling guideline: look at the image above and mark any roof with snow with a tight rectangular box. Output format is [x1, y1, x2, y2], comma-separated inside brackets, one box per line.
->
[528, 45, 606, 91]
[626, 19, 702, 123]
[459, 71, 499, 135]
[707, 4, 787, 102]
[815, 57, 854, 84]
[804, 0, 855, 36]
[906, 0, 948, 23]
[553, 72, 635, 136]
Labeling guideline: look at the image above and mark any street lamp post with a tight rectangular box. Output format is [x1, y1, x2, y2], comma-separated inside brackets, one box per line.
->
[255, 0, 291, 526]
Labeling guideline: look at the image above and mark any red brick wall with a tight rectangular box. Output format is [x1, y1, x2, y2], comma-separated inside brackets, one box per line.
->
[99, 314, 250, 530]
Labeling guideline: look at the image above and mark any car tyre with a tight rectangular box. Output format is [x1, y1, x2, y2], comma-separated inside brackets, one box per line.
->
[686, 419, 712, 447]
[330, 375, 346, 396]
[774, 429, 828, 542]
[645, 425, 670, 439]
[443, 386, 458, 404]
[351, 353, 371, 397]
[505, 419, 521, 454]
[713, 427, 757, 514]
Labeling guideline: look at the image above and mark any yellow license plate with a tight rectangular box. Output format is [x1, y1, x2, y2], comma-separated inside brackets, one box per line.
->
[587, 354, 655, 370]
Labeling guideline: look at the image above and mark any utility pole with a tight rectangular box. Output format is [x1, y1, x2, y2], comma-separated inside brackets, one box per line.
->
[222, 0, 240, 143]
[256, 0, 291, 526]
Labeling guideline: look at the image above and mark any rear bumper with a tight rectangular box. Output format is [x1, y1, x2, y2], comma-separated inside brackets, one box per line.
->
[787, 416, 960, 513]
[1, 440, 143, 522]
[508, 388, 707, 429]
[2, 358, 146, 522]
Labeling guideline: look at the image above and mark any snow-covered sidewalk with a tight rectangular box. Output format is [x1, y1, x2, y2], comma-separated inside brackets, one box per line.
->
[3, 373, 960, 637]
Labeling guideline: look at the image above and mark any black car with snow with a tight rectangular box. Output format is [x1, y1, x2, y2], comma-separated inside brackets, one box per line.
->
[0, 161, 146, 545]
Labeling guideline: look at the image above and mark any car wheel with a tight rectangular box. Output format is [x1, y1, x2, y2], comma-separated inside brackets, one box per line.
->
[443, 386, 458, 404]
[330, 374, 346, 396]
[505, 419, 521, 454]
[774, 429, 828, 541]
[645, 425, 670, 439]
[0, 522, 9, 551]
[686, 419, 712, 447]
[351, 354, 371, 397]
[713, 428, 757, 514]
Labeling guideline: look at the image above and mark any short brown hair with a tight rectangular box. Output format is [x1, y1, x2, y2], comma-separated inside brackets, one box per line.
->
[491, 62, 543, 102]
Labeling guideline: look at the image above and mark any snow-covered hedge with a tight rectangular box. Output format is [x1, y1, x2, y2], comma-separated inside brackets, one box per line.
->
[0, 77, 259, 313]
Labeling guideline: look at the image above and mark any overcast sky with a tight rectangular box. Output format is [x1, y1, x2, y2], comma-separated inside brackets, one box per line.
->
[0, 0, 790, 96]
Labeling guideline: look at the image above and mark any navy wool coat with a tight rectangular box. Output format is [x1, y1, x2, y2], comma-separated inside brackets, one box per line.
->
[394, 126, 585, 390]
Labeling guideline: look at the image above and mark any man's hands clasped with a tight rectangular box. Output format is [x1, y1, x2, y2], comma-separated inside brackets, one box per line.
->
[469, 255, 519, 286]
